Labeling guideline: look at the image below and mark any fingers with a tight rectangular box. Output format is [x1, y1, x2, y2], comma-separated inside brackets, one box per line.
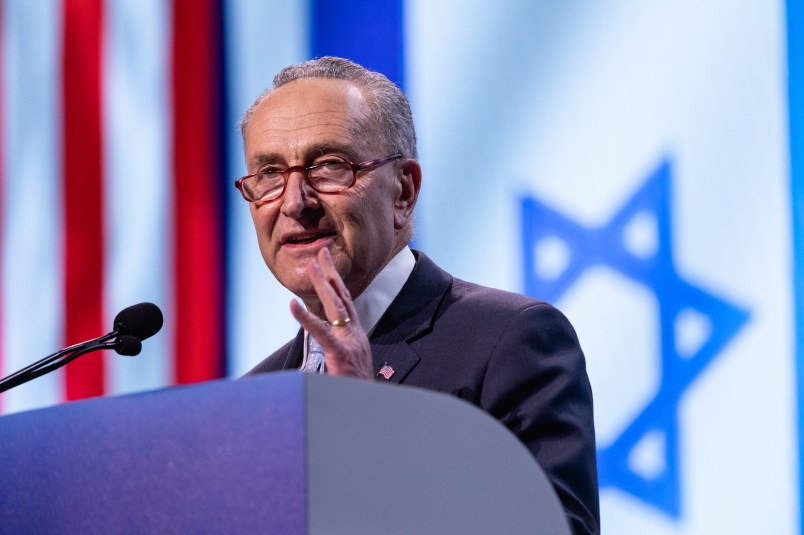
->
[290, 298, 330, 342]
[292, 293, 372, 378]
[316, 248, 361, 327]
[306, 248, 361, 331]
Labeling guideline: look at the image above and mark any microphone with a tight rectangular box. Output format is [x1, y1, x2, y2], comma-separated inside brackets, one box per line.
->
[113, 302, 163, 341]
[0, 303, 163, 394]
[114, 335, 143, 357]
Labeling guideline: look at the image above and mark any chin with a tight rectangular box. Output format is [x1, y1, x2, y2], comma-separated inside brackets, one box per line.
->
[281, 273, 314, 298]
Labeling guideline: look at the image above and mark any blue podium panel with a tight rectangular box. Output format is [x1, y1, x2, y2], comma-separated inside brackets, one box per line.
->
[0, 374, 307, 534]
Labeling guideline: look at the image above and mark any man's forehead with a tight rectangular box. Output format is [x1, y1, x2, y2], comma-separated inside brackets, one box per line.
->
[257, 78, 369, 122]
[244, 78, 376, 157]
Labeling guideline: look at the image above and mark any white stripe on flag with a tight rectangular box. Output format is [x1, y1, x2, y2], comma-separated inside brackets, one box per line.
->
[1, 0, 65, 413]
[103, 0, 172, 395]
[224, 0, 309, 376]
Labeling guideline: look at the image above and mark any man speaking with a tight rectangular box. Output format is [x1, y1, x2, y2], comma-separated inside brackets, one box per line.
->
[237, 57, 599, 535]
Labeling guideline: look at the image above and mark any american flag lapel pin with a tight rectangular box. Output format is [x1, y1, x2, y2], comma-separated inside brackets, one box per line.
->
[377, 363, 395, 380]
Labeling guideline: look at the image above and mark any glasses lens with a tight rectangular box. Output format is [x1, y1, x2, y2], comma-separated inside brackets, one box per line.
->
[309, 163, 353, 192]
[245, 173, 284, 201]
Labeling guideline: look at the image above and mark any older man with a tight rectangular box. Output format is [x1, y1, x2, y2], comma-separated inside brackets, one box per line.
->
[237, 57, 599, 534]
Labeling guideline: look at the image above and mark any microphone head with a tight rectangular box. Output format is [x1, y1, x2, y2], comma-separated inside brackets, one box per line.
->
[115, 335, 142, 356]
[113, 302, 164, 341]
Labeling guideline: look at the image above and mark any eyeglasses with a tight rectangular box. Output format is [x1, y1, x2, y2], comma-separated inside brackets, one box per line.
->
[235, 154, 403, 203]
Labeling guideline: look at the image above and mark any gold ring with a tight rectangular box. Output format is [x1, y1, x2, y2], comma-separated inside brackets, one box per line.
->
[331, 318, 351, 327]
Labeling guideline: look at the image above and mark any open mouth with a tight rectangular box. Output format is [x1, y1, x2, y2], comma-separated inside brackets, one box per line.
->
[283, 232, 335, 246]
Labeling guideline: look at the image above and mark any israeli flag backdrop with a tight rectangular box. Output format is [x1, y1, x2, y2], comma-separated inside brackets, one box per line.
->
[0, 1, 801, 533]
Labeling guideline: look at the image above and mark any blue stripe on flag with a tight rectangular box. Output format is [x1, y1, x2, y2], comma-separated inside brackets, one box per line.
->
[310, 0, 405, 89]
[788, 0, 804, 529]
[213, 0, 230, 379]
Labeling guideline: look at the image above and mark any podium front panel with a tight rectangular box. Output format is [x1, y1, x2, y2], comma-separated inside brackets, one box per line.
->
[0, 375, 308, 533]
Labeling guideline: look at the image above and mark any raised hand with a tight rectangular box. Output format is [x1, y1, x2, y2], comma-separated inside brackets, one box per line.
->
[289, 247, 373, 379]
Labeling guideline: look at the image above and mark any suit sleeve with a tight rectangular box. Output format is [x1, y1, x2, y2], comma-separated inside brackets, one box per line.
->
[479, 302, 600, 535]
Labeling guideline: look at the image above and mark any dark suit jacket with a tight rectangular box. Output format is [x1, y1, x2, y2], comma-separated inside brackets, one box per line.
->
[249, 251, 600, 534]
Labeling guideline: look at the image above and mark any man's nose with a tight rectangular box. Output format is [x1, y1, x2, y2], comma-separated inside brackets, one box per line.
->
[280, 170, 319, 217]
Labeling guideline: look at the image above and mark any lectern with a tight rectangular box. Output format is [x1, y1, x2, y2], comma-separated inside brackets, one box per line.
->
[0, 372, 571, 534]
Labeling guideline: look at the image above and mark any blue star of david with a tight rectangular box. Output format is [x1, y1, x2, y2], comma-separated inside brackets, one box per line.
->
[521, 158, 750, 518]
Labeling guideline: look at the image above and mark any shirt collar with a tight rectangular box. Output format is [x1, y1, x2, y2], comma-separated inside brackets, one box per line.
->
[353, 246, 415, 335]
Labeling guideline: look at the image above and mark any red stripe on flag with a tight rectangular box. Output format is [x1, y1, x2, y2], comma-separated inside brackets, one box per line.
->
[171, 0, 224, 383]
[62, 0, 105, 400]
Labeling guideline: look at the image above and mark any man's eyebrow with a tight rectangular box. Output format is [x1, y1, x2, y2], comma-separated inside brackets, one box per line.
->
[249, 143, 358, 168]
[308, 142, 357, 159]
[248, 153, 283, 169]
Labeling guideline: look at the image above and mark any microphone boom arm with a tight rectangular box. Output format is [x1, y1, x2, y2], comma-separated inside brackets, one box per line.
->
[0, 332, 117, 394]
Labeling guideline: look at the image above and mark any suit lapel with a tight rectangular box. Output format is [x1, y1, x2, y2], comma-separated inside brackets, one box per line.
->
[282, 329, 305, 370]
[369, 251, 451, 384]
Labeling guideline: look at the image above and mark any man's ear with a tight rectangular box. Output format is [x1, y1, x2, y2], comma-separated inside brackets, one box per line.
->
[393, 159, 422, 229]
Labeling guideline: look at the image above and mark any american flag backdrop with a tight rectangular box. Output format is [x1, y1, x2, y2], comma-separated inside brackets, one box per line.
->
[0, 0, 404, 413]
[1, 1, 803, 534]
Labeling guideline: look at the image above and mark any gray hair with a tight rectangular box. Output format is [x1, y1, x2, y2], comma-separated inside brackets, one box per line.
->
[240, 56, 417, 159]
